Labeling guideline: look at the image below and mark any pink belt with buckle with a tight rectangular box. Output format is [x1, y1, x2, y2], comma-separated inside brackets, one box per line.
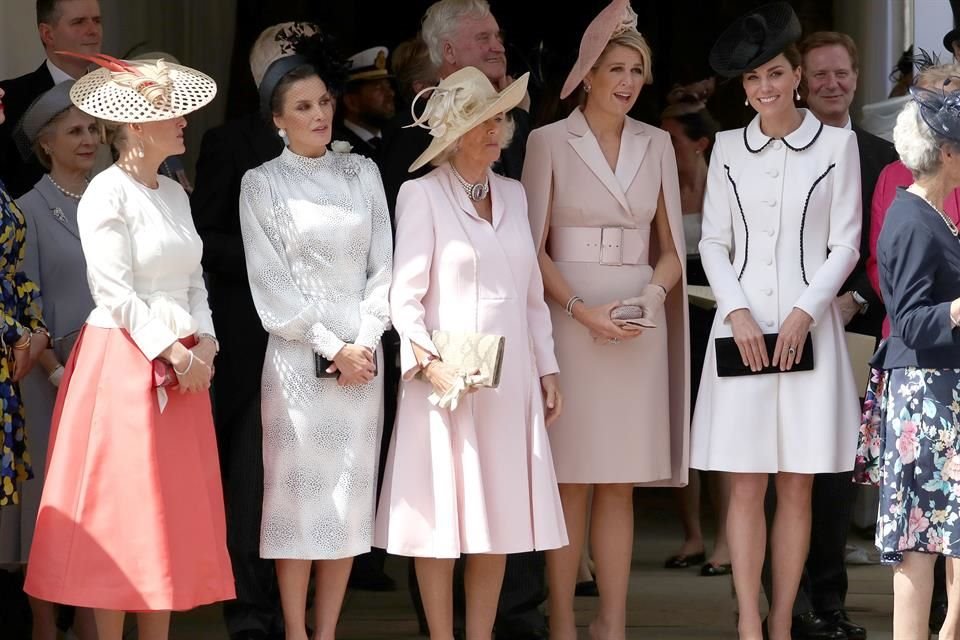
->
[547, 226, 650, 266]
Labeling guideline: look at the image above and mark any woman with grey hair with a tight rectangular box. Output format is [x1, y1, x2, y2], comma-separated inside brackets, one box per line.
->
[6, 81, 98, 640]
[867, 85, 960, 638]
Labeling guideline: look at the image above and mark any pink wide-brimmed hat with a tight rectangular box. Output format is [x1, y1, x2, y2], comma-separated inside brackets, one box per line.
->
[561, 0, 645, 100]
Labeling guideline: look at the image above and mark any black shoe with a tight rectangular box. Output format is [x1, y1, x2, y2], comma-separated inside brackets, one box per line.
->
[575, 579, 600, 597]
[820, 609, 865, 639]
[664, 551, 706, 568]
[699, 562, 732, 577]
[791, 612, 846, 639]
[931, 602, 948, 633]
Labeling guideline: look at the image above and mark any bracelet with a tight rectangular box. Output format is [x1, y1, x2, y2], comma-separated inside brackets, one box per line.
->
[173, 350, 195, 376]
[565, 295, 584, 317]
[198, 332, 219, 354]
[12, 333, 31, 351]
[33, 327, 51, 347]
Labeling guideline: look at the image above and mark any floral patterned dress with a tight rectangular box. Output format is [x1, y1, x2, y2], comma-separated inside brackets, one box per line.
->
[876, 367, 960, 562]
[0, 181, 45, 507]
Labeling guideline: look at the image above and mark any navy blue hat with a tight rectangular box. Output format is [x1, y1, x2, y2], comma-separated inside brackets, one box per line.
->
[709, 2, 801, 78]
[910, 83, 960, 143]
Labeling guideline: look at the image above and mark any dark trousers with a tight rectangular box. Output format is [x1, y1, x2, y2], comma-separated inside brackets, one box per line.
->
[216, 390, 283, 636]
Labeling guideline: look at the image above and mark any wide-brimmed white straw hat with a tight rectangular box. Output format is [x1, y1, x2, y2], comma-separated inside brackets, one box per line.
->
[60, 51, 216, 123]
[406, 67, 528, 172]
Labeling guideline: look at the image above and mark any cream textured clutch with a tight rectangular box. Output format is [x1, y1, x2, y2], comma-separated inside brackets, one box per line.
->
[430, 330, 505, 388]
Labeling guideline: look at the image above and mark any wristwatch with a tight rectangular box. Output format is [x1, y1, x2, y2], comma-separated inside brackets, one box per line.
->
[851, 291, 869, 314]
[198, 332, 220, 354]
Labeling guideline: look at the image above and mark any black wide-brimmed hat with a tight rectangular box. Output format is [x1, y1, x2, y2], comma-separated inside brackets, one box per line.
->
[709, 2, 801, 78]
[944, 0, 960, 52]
[910, 83, 960, 143]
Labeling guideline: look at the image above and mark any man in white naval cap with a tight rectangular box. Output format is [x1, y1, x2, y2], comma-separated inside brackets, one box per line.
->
[333, 45, 396, 161]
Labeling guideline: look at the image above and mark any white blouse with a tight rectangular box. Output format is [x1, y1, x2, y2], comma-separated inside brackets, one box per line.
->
[78, 165, 214, 360]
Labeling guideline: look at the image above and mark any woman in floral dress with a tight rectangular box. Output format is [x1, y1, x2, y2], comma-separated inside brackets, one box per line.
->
[871, 85, 960, 637]
[0, 88, 49, 509]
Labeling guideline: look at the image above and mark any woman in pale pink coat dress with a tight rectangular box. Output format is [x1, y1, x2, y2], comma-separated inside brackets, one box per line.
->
[374, 67, 568, 640]
[521, 2, 689, 638]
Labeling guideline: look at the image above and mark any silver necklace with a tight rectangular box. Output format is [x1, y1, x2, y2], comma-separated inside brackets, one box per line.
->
[915, 191, 960, 237]
[450, 163, 490, 201]
[47, 174, 86, 200]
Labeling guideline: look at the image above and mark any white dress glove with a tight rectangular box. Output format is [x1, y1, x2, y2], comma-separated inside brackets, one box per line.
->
[622, 283, 667, 319]
[48, 365, 64, 388]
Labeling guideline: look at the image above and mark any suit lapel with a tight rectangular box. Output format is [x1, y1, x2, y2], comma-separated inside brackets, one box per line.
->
[565, 109, 631, 214]
[615, 118, 651, 195]
[36, 177, 80, 239]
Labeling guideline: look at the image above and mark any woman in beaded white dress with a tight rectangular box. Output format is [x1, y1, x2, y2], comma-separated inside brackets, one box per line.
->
[238, 33, 392, 640]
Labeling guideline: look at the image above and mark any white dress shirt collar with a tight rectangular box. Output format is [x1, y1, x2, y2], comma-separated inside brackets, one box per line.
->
[46, 58, 75, 84]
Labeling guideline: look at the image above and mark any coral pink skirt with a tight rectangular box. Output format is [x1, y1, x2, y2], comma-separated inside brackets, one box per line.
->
[24, 326, 235, 610]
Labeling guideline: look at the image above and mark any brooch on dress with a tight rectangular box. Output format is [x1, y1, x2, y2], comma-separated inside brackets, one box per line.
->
[52, 207, 67, 224]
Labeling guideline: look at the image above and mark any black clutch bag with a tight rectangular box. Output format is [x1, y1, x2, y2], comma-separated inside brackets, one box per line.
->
[315, 353, 378, 378]
[714, 333, 814, 377]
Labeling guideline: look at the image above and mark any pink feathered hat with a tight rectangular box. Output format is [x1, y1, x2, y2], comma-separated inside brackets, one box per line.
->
[560, 0, 648, 100]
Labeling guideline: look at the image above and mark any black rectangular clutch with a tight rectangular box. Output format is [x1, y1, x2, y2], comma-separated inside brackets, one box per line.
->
[714, 333, 814, 377]
[315, 353, 378, 378]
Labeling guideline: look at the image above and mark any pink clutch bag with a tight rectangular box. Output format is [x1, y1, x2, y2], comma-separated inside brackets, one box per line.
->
[153, 360, 178, 388]
[610, 305, 657, 328]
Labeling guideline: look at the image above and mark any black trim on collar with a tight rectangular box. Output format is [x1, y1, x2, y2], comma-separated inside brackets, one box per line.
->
[743, 121, 824, 154]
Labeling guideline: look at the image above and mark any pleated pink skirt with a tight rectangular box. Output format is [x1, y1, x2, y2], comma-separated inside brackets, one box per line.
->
[24, 326, 235, 610]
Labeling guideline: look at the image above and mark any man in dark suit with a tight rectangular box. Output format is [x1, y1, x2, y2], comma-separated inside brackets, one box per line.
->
[379, 2, 540, 638]
[190, 23, 291, 640]
[0, 0, 102, 198]
[781, 31, 898, 640]
[333, 46, 396, 162]
[380, 0, 530, 216]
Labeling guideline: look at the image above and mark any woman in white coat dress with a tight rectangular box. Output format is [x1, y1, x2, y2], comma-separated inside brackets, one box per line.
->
[689, 5, 861, 640]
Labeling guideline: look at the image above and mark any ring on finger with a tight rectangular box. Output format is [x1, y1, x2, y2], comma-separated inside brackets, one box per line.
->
[788, 346, 796, 355]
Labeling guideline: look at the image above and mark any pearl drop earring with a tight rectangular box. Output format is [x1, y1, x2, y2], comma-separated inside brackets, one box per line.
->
[584, 84, 591, 93]
[278, 128, 287, 139]
[744, 98, 749, 107]
[795, 88, 801, 101]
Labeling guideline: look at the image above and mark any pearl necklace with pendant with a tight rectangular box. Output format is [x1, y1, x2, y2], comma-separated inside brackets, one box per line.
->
[914, 191, 960, 237]
[450, 163, 490, 201]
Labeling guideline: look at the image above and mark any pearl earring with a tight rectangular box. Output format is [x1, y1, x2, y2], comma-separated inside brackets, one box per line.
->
[278, 128, 287, 139]
[795, 88, 801, 101]
[744, 98, 749, 107]
[584, 84, 591, 93]
[135, 138, 145, 159]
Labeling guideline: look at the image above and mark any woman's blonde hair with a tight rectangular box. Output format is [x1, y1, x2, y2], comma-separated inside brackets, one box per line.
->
[597, 30, 653, 85]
